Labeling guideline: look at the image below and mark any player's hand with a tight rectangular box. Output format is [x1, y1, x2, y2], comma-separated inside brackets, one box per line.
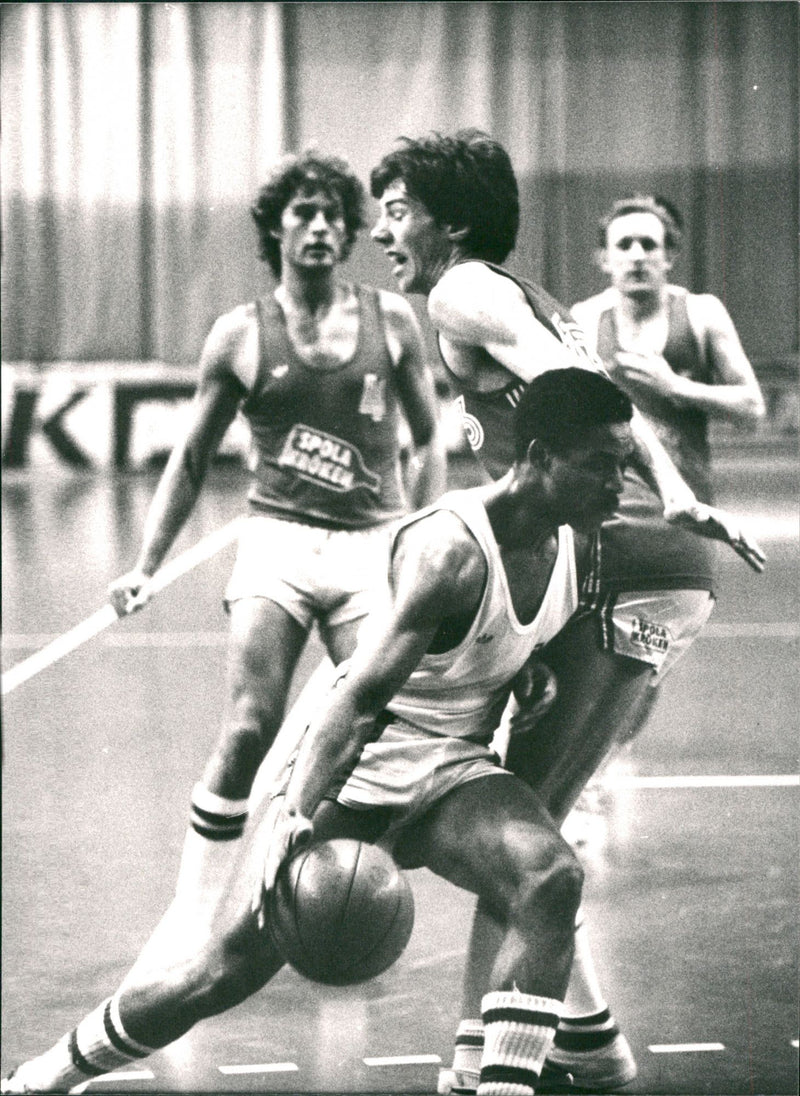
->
[251, 796, 314, 931]
[509, 658, 558, 736]
[613, 350, 683, 402]
[108, 568, 154, 617]
[665, 501, 766, 574]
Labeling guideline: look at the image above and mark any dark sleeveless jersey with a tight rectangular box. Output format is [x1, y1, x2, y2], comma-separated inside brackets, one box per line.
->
[597, 288, 714, 503]
[241, 285, 407, 529]
[441, 263, 716, 593]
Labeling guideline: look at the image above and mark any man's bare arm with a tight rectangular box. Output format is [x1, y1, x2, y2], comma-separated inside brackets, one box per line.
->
[380, 290, 448, 507]
[108, 311, 248, 615]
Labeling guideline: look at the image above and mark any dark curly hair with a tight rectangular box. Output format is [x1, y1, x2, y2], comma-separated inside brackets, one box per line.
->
[251, 151, 367, 277]
[370, 129, 519, 264]
[513, 368, 633, 460]
[597, 194, 684, 254]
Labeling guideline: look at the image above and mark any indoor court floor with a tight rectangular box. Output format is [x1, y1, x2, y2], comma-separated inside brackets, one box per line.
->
[2, 453, 798, 1095]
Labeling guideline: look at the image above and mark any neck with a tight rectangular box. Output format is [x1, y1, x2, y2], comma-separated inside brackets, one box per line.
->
[615, 284, 667, 322]
[424, 247, 470, 298]
[278, 266, 338, 313]
[482, 472, 558, 551]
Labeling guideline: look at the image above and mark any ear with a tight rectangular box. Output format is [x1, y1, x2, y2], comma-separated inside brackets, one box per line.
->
[595, 246, 611, 274]
[525, 437, 552, 470]
[445, 224, 470, 244]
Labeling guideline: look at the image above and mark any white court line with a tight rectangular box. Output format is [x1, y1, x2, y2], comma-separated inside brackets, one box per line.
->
[82, 1071, 155, 1085]
[609, 774, 799, 789]
[649, 1043, 726, 1053]
[364, 1054, 442, 1066]
[218, 1062, 298, 1075]
[703, 622, 799, 638]
[1, 519, 241, 696]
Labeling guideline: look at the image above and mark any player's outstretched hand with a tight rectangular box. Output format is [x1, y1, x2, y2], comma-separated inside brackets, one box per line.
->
[252, 796, 314, 931]
[108, 568, 154, 616]
[665, 502, 766, 574]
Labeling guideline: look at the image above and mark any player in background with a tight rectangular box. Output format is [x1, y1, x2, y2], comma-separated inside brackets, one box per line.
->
[3, 369, 636, 1096]
[107, 151, 446, 915]
[571, 194, 764, 507]
[369, 129, 764, 1093]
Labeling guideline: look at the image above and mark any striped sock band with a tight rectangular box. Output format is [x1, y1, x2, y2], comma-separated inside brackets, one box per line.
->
[69, 995, 154, 1079]
[553, 1006, 620, 1053]
[189, 782, 249, 841]
[453, 1018, 485, 1074]
[478, 990, 562, 1096]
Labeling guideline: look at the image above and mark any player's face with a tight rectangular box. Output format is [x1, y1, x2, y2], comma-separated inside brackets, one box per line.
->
[371, 181, 454, 295]
[545, 422, 634, 531]
[275, 188, 346, 272]
[601, 211, 672, 297]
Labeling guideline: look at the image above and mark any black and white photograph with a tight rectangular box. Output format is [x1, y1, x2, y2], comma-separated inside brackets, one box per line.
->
[2, 3, 798, 1094]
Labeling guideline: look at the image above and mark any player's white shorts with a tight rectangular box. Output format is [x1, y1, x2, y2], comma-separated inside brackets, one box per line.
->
[598, 589, 715, 679]
[224, 513, 394, 630]
[334, 717, 510, 835]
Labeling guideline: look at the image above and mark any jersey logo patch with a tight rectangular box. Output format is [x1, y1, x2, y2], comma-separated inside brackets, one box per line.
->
[279, 424, 381, 495]
[550, 313, 605, 372]
[454, 394, 485, 451]
[359, 374, 387, 422]
[629, 617, 671, 655]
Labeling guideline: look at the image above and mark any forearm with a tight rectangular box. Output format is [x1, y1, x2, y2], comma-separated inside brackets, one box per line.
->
[630, 408, 695, 510]
[669, 376, 765, 423]
[134, 445, 207, 574]
[406, 427, 448, 509]
[283, 689, 379, 820]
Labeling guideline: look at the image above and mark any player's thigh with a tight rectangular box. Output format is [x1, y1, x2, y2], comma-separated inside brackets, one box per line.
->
[396, 774, 569, 912]
[506, 613, 655, 820]
[225, 597, 308, 704]
[311, 798, 395, 845]
[318, 614, 364, 667]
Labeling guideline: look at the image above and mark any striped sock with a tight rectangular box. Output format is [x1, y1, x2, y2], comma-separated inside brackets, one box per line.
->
[12, 995, 154, 1092]
[478, 990, 562, 1096]
[453, 1017, 485, 1073]
[552, 1006, 622, 1056]
[188, 783, 249, 841]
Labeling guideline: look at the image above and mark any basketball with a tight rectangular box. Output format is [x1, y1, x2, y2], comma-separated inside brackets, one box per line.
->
[268, 838, 415, 986]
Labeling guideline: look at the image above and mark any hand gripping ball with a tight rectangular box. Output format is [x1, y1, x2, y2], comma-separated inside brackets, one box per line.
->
[269, 838, 415, 985]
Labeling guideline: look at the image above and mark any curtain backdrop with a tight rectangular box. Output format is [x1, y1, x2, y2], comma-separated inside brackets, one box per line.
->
[2, 1, 797, 367]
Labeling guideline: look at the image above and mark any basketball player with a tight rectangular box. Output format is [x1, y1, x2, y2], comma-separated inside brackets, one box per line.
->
[3, 368, 637, 1096]
[368, 130, 765, 1092]
[106, 151, 446, 911]
[571, 194, 765, 506]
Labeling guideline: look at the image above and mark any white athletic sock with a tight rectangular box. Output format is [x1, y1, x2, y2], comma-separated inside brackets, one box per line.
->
[560, 909, 604, 1019]
[173, 783, 249, 905]
[554, 912, 622, 1056]
[12, 995, 154, 1093]
[478, 989, 562, 1096]
[452, 1017, 484, 1074]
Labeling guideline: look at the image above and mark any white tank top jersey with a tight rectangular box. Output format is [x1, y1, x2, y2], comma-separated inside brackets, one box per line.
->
[371, 490, 579, 744]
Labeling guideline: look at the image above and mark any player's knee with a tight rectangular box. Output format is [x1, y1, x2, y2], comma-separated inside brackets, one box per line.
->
[514, 839, 583, 926]
[226, 691, 284, 755]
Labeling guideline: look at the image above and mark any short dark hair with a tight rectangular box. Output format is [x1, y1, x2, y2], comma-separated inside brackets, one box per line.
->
[251, 151, 366, 277]
[370, 129, 519, 263]
[513, 368, 633, 460]
[598, 194, 684, 253]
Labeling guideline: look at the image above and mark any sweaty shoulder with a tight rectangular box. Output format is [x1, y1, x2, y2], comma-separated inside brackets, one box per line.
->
[683, 286, 731, 335]
[201, 301, 259, 389]
[393, 506, 486, 606]
[571, 289, 614, 326]
[429, 261, 528, 340]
